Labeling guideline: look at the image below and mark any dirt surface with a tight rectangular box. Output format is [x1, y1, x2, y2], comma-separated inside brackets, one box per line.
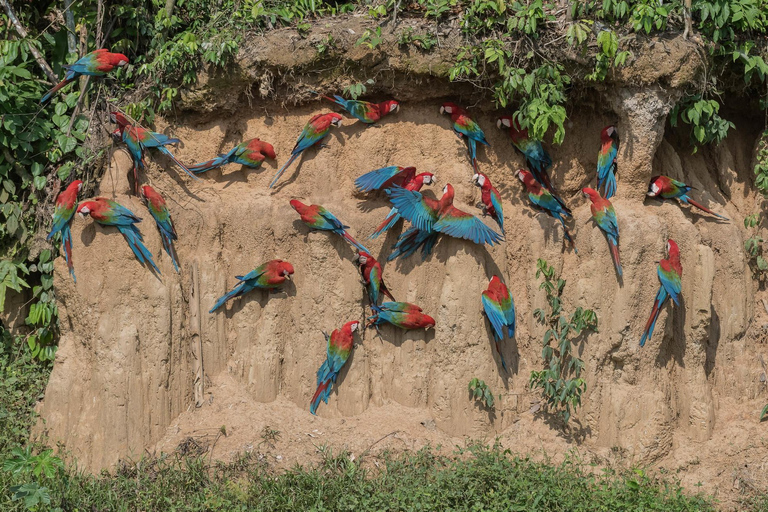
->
[32, 20, 768, 510]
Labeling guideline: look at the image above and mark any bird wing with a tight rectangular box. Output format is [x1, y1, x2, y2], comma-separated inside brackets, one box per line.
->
[433, 206, 504, 245]
[658, 263, 682, 304]
[293, 116, 327, 154]
[595, 205, 619, 239]
[316, 206, 347, 231]
[380, 301, 422, 313]
[481, 291, 506, 340]
[235, 261, 269, 282]
[355, 166, 410, 192]
[490, 188, 504, 222]
[454, 116, 488, 145]
[141, 130, 181, 149]
[386, 187, 439, 231]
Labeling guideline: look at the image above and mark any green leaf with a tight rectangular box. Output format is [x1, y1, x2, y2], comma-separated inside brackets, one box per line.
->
[761, 404, 768, 421]
[33, 176, 46, 190]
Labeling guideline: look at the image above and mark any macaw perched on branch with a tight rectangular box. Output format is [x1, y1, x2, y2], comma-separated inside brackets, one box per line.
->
[290, 200, 369, 253]
[310, 320, 360, 415]
[321, 95, 400, 124]
[354, 166, 436, 239]
[269, 113, 343, 188]
[356, 250, 395, 306]
[582, 187, 622, 277]
[515, 169, 576, 252]
[209, 259, 294, 313]
[497, 116, 556, 193]
[41, 49, 128, 103]
[188, 138, 276, 174]
[639, 240, 682, 347]
[76, 198, 160, 274]
[471, 172, 505, 235]
[646, 175, 729, 220]
[140, 185, 179, 273]
[366, 302, 435, 331]
[110, 112, 198, 194]
[481, 275, 515, 373]
[597, 125, 620, 199]
[47, 180, 83, 282]
[386, 183, 504, 248]
[440, 102, 489, 173]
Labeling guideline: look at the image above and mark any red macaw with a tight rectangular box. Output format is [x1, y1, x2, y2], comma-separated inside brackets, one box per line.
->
[77, 197, 160, 274]
[47, 180, 83, 282]
[310, 320, 360, 415]
[597, 125, 620, 199]
[472, 172, 504, 234]
[140, 185, 179, 272]
[356, 250, 395, 306]
[366, 301, 435, 332]
[188, 138, 276, 174]
[322, 95, 400, 124]
[516, 169, 576, 252]
[209, 259, 294, 313]
[41, 49, 128, 103]
[269, 113, 343, 188]
[497, 115, 555, 193]
[481, 275, 515, 373]
[440, 102, 488, 173]
[646, 176, 729, 220]
[582, 187, 621, 276]
[290, 200, 369, 253]
[640, 240, 682, 347]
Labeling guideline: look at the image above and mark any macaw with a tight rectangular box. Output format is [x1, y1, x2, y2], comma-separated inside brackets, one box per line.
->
[140, 185, 179, 273]
[515, 169, 576, 252]
[290, 199, 369, 253]
[356, 250, 395, 306]
[366, 302, 435, 331]
[321, 95, 400, 124]
[110, 112, 198, 194]
[269, 113, 343, 188]
[582, 187, 622, 276]
[354, 166, 436, 239]
[640, 240, 682, 347]
[41, 49, 128, 103]
[386, 226, 440, 262]
[209, 259, 294, 313]
[597, 125, 620, 199]
[471, 172, 504, 234]
[47, 180, 83, 282]
[646, 175, 729, 220]
[481, 275, 515, 373]
[76, 197, 160, 274]
[497, 115, 555, 193]
[310, 320, 360, 415]
[386, 183, 504, 248]
[440, 102, 488, 173]
[188, 138, 276, 174]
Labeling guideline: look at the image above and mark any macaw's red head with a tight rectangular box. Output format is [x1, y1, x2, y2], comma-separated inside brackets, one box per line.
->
[420, 314, 436, 330]
[139, 185, 163, 205]
[515, 169, 534, 185]
[76, 200, 97, 218]
[110, 128, 123, 142]
[255, 140, 277, 160]
[381, 100, 400, 114]
[581, 187, 600, 202]
[488, 275, 503, 290]
[419, 172, 435, 185]
[666, 239, 679, 259]
[646, 175, 665, 197]
[356, 250, 371, 266]
[472, 172, 490, 189]
[289, 199, 309, 214]
[440, 183, 455, 202]
[328, 113, 343, 127]
[109, 111, 131, 128]
[274, 260, 295, 279]
[439, 102, 460, 116]
[66, 180, 84, 194]
[601, 125, 618, 142]
[343, 320, 361, 335]
[109, 53, 130, 67]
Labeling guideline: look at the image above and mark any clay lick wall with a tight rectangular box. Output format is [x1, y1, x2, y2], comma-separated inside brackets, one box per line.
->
[37, 86, 767, 476]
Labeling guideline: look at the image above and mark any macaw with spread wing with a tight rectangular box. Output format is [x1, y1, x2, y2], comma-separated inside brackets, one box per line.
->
[41, 49, 128, 103]
[646, 175, 729, 220]
[76, 197, 160, 274]
[188, 138, 276, 174]
[290, 200, 369, 253]
[140, 185, 179, 272]
[440, 102, 488, 173]
[321, 95, 400, 124]
[209, 259, 294, 313]
[583, 187, 622, 277]
[47, 180, 83, 282]
[639, 240, 682, 347]
[481, 275, 515, 373]
[516, 169, 576, 252]
[269, 112, 343, 188]
[310, 320, 360, 415]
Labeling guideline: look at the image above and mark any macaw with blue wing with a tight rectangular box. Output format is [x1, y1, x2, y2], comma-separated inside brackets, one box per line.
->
[269, 113, 343, 188]
[310, 320, 360, 415]
[440, 102, 489, 173]
[597, 125, 620, 199]
[321, 95, 400, 124]
[366, 302, 435, 332]
[356, 250, 395, 306]
[76, 197, 160, 274]
[481, 275, 515, 373]
[209, 259, 294, 313]
[290, 199, 369, 253]
[647, 175, 729, 220]
[140, 185, 179, 273]
[516, 169, 576, 252]
[47, 180, 83, 282]
[497, 115, 556, 193]
[640, 240, 683, 347]
[188, 138, 276, 174]
[583, 187, 622, 277]
[472, 172, 504, 234]
[41, 49, 128, 103]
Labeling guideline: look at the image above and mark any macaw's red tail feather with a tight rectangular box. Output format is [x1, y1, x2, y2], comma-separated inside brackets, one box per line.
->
[370, 210, 400, 239]
[494, 340, 508, 373]
[310, 379, 332, 415]
[608, 238, 622, 277]
[640, 287, 668, 347]
[158, 147, 199, 181]
[270, 153, 299, 188]
[41, 78, 74, 103]
[62, 225, 76, 283]
[382, 287, 396, 302]
[686, 198, 729, 220]
[342, 231, 370, 254]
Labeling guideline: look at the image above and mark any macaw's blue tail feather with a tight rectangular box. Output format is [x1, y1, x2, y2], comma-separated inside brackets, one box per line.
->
[62, 224, 76, 283]
[388, 227, 437, 261]
[209, 281, 250, 313]
[41, 76, 75, 104]
[310, 377, 334, 415]
[270, 153, 300, 188]
[600, 169, 617, 200]
[118, 226, 161, 274]
[339, 230, 370, 253]
[156, 147, 199, 181]
[494, 340, 508, 373]
[160, 233, 180, 272]
[467, 138, 477, 171]
[369, 208, 400, 239]
[640, 286, 668, 347]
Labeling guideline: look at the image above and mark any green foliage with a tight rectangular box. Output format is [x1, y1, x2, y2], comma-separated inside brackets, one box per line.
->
[343, 79, 375, 100]
[761, 403, 768, 421]
[356, 27, 383, 49]
[669, 95, 735, 152]
[530, 259, 598, 425]
[744, 213, 767, 275]
[397, 28, 438, 51]
[0, 442, 718, 510]
[468, 378, 496, 409]
[755, 130, 768, 195]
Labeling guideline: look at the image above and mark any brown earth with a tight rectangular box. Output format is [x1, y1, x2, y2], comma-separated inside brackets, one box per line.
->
[29, 17, 768, 510]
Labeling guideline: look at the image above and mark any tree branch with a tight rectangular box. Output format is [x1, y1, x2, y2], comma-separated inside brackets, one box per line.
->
[0, 0, 58, 84]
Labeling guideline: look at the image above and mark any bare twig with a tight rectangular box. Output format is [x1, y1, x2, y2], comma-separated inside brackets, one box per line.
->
[1, 0, 57, 83]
